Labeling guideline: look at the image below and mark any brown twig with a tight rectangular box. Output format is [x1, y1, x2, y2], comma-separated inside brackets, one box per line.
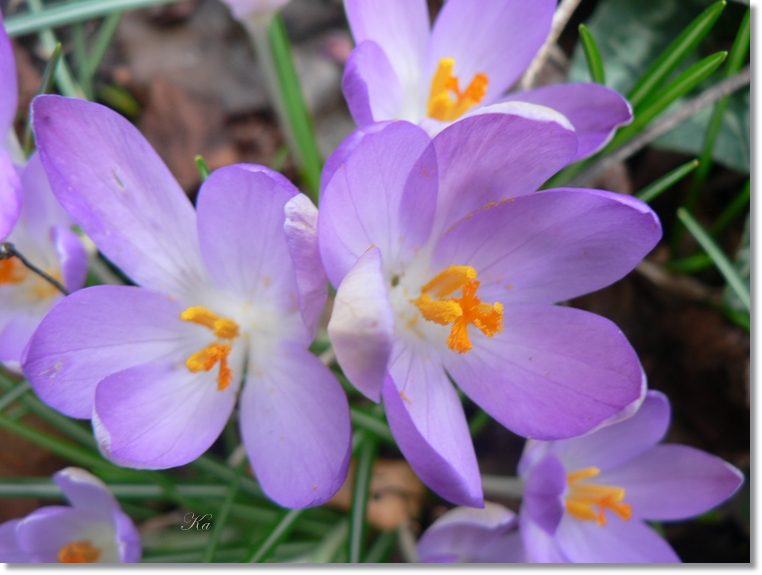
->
[0, 242, 70, 296]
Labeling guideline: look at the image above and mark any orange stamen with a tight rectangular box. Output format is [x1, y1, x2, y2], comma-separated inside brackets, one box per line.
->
[413, 265, 503, 353]
[57, 541, 101, 563]
[180, 306, 239, 391]
[565, 467, 632, 526]
[0, 258, 26, 285]
[427, 58, 489, 122]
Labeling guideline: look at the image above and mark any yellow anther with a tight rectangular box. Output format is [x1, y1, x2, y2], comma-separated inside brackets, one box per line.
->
[0, 258, 25, 285]
[565, 467, 632, 526]
[180, 306, 240, 391]
[57, 541, 101, 563]
[413, 266, 503, 354]
[427, 57, 489, 122]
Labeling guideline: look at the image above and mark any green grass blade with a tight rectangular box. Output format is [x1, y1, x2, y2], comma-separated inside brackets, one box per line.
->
[348, 436, 377, 563]
[723, 307, 749, 332]
[627, 1, 726, 108]
[0, 380, 31, 412]
[72, 24, 92, 98]
[635, 159, 699, 203]
[711, 179, 750, 236]
[676, 208, 749, 311]
[245, 508, 303, 562]
[578, 24, 606, 84]
[23, 42, 62, 155]
[468, 409, 491, 436]
[202, 460, 247, 563]
[85, 12, 123, 80]
[350, 407, 395, 444]
[669, 252, 712, 274]
[308, 518, 349, 563]
[195, 155, 211, 182]
[191, 454, 265, 500]
[363, 530, 398, 563]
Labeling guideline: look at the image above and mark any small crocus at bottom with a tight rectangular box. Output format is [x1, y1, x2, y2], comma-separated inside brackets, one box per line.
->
[0, 468, 140, 563]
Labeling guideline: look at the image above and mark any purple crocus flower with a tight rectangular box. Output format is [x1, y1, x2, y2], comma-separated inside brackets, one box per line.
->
[24, 95, 351, 509]
[0, 467, 141, 563]
[219, 0, 291, 21]
[517, 390, 744, 563]
[0, 12, 23, 240]
[318, 107, 662, 507]
[342, 0, 632, 160]
[417, 503, 525, 563]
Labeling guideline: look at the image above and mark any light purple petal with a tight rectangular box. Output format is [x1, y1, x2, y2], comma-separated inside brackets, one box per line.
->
[0, 11, 17, 139]
[430, 104, 577, 236]
[51, 226, 88, 292]
[342, 41, 403, 125]
[426, 0, 555, 105]
[112, 509, 141, 563]
[0, 519, 30, 563]
[344, 0, 429, 116]
[320, 121, 392, 194]
[0, 305, 50, 369]
[327, 247, 393, 403]
[24, 285, 200, 419]
[31, 95, 207, 297]
[318, 120, 437, 285]
[503, 83, 633, 160]
[17, 153, 74, 237]
[542, 390, 671, 475]
[283, 193, 327, 338]
[0, 149, 22, 240]
[554, 513, 681, 563]
[433, 188, 662, 305]
[599, 444, 744, 522]
[418, 503, 518, 563]
[196, 164, 303, 324]
[476, 529, 526, 563]
[54, 468, 119, 520]
[445, 304, 644, 440]
[93, 360, 240, 469]
[519, 511, 568, 563]
[239, 341, 351, 508]
[523, 453, 565, 535]
[383, 347, 482, 507]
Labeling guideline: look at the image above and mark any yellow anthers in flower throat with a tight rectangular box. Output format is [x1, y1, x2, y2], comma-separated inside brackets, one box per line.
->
[57, 540, 101, 563]
[413, 265, 504, 354]
[180, 306, 240, 391]
[427, 57, 489, 122]
[0, 257, 62, 300]
[565, 467, 632, 526]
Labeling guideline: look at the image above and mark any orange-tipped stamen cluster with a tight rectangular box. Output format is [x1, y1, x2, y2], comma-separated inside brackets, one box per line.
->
[180, 306, 240, 391]
[565, 467, 632, 526]
[427, 58, 489, 122]
[413, 265, 503, 354]
[0, 258, 26, 285]
[57, 541, 101, 563]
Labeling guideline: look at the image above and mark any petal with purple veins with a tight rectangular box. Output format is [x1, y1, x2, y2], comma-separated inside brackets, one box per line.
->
[342, 41, 403, 125]
[523, 453, 565, 536]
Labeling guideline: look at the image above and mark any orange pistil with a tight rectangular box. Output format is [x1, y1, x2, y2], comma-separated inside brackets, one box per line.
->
[57, 541, 101, 563]
[180, 306, 239, 391]
[413, 265, 503, 353]
[0, 258, 26, 285]
[427, 58, 489, 122]
[565, 467, 632, 526]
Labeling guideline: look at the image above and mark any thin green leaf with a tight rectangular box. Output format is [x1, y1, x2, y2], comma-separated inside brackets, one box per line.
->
[23, 43, 62, 155]
[195, 155, 212, 182]
[308, 518, 349, 563]
[364, 530, 398, 563]
[627, 1, 726, 108]
[723, 307, 750, 331]
[348, 436, 377, 563]
[350, 407, 395, 444]
[578, 24, 605, 84]
[676, 208, 749, 311]
[711, 179, 750, 236]
[0, 380, 31, 412]
[191, 455, 265, 500]
[97, 84, 142, 119]
[245, 508, 303, 563]
[468, 409, 491, 436]
[669, 252, 712, 275]
[145, 547, 248, 563]
[72, 23, 92, 98]
[85, 12, 123, 80]
[636, 159, 699, 203]
[202, 460, 247, 562]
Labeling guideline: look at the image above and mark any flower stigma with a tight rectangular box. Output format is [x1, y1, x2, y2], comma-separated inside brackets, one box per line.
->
[180, 306, 240, 390]
[0, 257, 63, 300]
[57, 540, 101, 563]
[427, 57, 489, 122]
[413, 265, 503, 353]
[565, 467, 632, 526]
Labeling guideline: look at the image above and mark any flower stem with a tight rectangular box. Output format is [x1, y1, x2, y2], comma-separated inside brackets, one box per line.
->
[348, 436, 377, 563]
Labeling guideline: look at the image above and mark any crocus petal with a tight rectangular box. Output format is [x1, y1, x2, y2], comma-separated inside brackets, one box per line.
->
[342, 41, 403, 125]
[519, 511, 568, 563]
[523, 454, 565, 536]
[239, 341, 351, 508]
[0, 520, 29, 563]
[328, 247, 393, 402]
[0, 12, 17, 139]
[31, 95, 207, 297]
[433, 188, 662, 305]
[320, 121, 392, 194]
[51, 226, 88, 292]
[196, 164, 303, 320]
[0, 149, 21, 240]
[93, 359, 240, 469]
[554, 513, 680, 563]
[319, 120, 437, 285]
[426, 0, 555, 105]
[418, 503, 518, 563]
[0, 306, 48, 369]
[503, 83, 633, 160]
[541, 390, 671, 475]
[283, 193, 327, 338]
[598, 444, 744, 522]
[384, 347, 483, 507]
[24, 285, 201, 419]
[54, 468, 119, 521]
[446, 304, 644, 440]
[112, 510, 141, 563]
[344, 0, 429, 118]
[17, 153, 73, 237]
[430, 104, 576, 236]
